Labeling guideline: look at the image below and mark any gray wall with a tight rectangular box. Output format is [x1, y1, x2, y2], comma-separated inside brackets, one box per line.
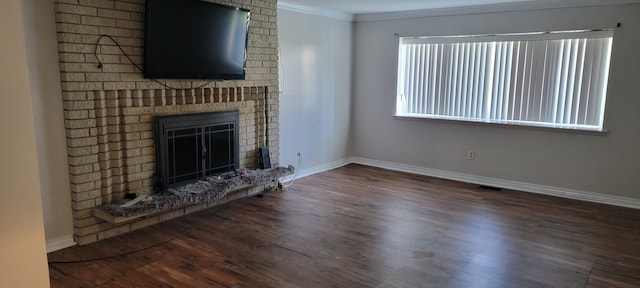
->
[20, 1, 640, 252]
[351, 4, 640, 200]
[278, 9, 352, 173]
[0, 0, 50, 286]
[21, 0, 74, 251]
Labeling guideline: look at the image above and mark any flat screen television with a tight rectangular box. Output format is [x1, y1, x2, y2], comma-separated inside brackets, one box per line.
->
[144, 0, 250, 80]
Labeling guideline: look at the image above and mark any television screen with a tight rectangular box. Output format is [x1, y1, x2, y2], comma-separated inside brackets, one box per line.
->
[144, 0, 250, 80]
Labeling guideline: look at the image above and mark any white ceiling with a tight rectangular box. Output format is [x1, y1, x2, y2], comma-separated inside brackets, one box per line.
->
[279, 0, 640, 15]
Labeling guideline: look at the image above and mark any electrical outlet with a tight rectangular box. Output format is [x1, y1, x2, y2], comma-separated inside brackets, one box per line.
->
[467, 150, 475, 160]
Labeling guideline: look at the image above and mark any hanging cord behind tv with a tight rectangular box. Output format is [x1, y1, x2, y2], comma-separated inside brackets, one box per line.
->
[93, 34, 214, 90]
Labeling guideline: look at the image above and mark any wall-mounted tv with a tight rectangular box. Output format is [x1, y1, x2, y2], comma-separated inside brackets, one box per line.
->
[144, 0, 250, 80]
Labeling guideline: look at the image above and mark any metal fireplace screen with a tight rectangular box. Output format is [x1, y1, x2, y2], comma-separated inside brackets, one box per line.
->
[154, 111, 239, 190]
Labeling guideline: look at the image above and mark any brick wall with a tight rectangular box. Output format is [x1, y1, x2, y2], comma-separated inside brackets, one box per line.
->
[53, 0, 280, 244]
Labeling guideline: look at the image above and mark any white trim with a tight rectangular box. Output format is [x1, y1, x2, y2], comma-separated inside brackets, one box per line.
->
[278, 1, 354, 21]
[350, 157, 640, 210]
[46, 235, 75, 253]
[355, 0, 640, 22]
[278, 156, 640, 209]
[280, 158, 351, 183]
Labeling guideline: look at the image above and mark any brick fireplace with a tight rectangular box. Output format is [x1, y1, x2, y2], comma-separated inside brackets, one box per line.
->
[54, 0, 280, 244]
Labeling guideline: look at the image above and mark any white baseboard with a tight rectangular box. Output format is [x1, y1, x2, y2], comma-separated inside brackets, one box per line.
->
[46, 235, 75, 253]
[280, 158, 351, 183]
[350, 157, 640, 210]
[43, 158, 637, 254]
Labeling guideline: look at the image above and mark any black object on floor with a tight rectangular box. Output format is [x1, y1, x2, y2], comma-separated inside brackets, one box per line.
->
[258, 146, 271, 169]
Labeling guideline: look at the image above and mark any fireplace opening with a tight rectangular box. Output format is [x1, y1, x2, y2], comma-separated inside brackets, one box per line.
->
[154, 111, 240, 192]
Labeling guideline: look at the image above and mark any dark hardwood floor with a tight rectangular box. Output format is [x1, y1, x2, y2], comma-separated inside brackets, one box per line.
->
[48, 164, 640, 287]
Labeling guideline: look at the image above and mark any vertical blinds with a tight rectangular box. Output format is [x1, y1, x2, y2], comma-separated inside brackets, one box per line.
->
[396, 30, 613, 131]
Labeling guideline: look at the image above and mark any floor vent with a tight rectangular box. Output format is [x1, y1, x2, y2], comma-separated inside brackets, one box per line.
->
[478, 185, 503, 191]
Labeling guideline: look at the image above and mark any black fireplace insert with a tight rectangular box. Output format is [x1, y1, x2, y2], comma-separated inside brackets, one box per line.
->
[154, 111, 239, 191]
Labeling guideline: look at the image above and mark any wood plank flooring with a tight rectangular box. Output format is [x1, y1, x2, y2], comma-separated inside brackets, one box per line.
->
[48, 164, 640, 287]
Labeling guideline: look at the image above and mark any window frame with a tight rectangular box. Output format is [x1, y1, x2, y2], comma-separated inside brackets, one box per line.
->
[395, 29, 614, 132]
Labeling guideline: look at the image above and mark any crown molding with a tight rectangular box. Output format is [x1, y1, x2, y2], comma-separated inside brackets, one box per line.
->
[278, 1, 354, 21]
[354, 0, 640, 22]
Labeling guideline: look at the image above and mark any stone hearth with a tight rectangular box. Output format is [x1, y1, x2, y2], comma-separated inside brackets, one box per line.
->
[94, 166, 293, 223]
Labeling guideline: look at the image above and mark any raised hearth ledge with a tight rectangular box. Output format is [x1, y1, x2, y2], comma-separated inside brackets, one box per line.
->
[93, 166, 294, 224]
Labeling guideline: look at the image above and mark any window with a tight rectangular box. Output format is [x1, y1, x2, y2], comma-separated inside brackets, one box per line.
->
[396, 30, 613, 131]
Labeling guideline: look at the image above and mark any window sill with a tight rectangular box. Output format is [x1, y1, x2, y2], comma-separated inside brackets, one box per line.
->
[393, 114, 609, 135]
